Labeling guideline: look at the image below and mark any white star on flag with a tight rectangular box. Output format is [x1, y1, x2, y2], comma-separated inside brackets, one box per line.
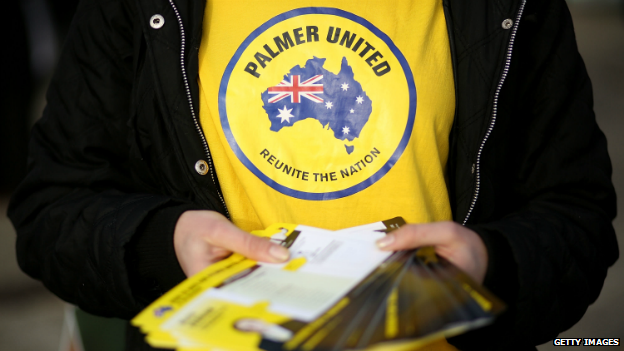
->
[342, 126, 350, 135]
[356, 96, 364, 104]
[350, 109, 355, 114]
[325, 101, 333, 109]
[277, 105, 294, 123]
[341, 83, 349, 91]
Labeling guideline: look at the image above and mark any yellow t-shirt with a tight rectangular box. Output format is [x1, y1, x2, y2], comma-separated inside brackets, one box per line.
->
[198, 3, 456, 348]
[198, 0, 455, 233]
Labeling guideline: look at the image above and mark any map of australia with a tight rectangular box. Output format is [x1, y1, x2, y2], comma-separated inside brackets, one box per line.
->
[261, 57, 372, 154]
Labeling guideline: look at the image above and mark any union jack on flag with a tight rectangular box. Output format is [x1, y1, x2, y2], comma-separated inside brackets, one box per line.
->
[268, 75, 324, 104]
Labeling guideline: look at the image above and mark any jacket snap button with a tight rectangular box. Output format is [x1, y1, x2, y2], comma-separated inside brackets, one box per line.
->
[195, 160, 209, 175]
[502, 18, 513, 30]
[150, 14, 165, 29]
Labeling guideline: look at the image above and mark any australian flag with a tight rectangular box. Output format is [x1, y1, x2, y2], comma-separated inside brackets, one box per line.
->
[261, 57, 373, 153]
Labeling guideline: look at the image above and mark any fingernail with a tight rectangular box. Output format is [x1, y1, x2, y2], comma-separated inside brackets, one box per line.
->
[376, 235, 395, 248]
[270, 245, 290, 262]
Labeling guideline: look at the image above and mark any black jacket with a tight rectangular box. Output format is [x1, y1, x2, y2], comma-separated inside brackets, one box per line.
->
[8, 0, 618, 349]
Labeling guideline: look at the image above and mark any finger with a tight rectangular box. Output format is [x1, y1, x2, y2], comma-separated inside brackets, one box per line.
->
[376, 222, 456, 250]
[186, 247, 234, 276]
[207, 223, 290, 263]
[209, 246, 233, 259]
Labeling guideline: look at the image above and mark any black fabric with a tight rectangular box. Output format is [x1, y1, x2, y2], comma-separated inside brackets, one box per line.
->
[0, 1, 31, 193]
[7, 0, 618, 349]
[446, 0, 618, 348]
[126, 203, 199, 304]
[125, 321, 163, 351]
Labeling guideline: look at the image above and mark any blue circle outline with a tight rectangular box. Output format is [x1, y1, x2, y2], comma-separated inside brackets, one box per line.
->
[218, 7, 416, 200]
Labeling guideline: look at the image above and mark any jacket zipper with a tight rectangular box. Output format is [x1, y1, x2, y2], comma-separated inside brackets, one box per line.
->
[462, 0, 527, 225]
[167, 0, 231, 219]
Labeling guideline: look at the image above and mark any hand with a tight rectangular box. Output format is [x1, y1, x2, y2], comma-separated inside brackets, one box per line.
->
[173, 210, 290, 277]
[376, 221, 488, 284]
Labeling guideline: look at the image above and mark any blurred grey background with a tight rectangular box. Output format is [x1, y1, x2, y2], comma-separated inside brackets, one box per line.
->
[1, 0, 622, 350]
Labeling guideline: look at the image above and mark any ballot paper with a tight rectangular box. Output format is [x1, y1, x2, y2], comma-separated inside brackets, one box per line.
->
[132, 218, 505, 351]
[205, 223, 394, 322]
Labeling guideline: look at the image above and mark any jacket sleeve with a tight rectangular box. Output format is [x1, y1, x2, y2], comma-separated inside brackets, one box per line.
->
[7, 0, 198, 319]
[456, 0, 618, 347]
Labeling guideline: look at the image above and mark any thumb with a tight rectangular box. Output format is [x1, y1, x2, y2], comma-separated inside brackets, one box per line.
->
[209, 226, 290, 263]
[375, 222, 454, 251]
[239, 233, 291, 263]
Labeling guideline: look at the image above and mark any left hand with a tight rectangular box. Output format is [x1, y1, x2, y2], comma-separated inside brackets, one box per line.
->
[376, 221, 488, 284]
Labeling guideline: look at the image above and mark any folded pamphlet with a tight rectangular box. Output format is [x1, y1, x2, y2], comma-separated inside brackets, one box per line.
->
[132, 218, 504, 351]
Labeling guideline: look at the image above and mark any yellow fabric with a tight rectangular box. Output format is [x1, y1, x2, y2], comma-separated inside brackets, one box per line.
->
[198, 3, 456, 350]
[198, 0, 455, 232]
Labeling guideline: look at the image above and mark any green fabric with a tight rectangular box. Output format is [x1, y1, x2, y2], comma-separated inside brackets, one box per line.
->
[75, 309, 126, 351]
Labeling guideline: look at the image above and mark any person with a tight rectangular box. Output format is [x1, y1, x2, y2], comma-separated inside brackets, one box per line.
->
[8, 0, 618, 350]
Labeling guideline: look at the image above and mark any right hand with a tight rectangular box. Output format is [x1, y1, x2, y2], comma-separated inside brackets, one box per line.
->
[173, 210, 290, 277]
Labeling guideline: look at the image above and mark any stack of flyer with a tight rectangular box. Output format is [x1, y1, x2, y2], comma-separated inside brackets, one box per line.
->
[132, 217, 505, 351]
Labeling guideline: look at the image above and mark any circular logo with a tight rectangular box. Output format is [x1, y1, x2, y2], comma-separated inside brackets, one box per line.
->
[219, 8, 416, 200]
